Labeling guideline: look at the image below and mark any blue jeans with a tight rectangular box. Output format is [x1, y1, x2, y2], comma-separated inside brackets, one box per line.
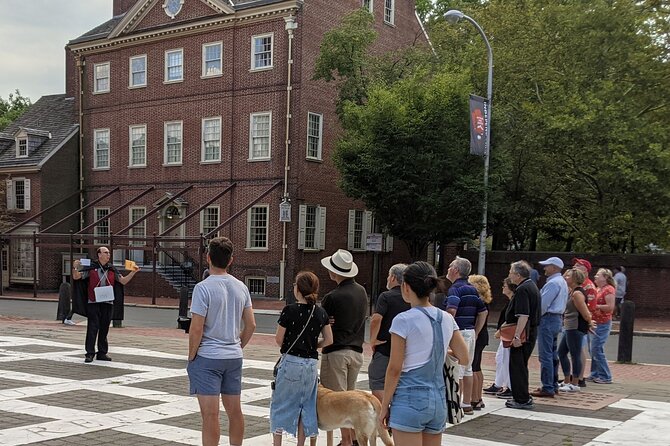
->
[558, 329, 585, 378]
[537, 314, 562, 394]
[589, 320, 612, 381]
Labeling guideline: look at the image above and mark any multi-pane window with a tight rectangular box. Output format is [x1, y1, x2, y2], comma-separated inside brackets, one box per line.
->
[165, 49, 183, 82]
[164, 121, 183, 165]
[247, 205, 268, 249]
[129, 55, 147, 87]
[306, 206, 319, 249]
[307, 113, 323, 160]
[129, 207, 146, 264]
[298, 205, 326, 250]
[11, 238, 34, 281]
[129, 125, 146, 167]
[249, 112, 271, 160]
[246, 277, 266, 296]
[202, 117, 221, 162]
[94, 62, 110, 93]
[363, 0, 373, 13]
[348, 209, 372, 251]
[17, 138, 27, 157]
[384, 0, 395, 24]
[202, 42, 222, 77]
[201, 206, 220, 237]
[94, 208, 110, 245]
[94, 129, 110, 169]
[5, 179, 30, 211]
[353, 210, 364, 249]
[251, 34, 273, 70]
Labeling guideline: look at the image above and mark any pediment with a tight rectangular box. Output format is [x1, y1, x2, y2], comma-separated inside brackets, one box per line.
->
[153, 192, 189, 208]
[109, 0, 234, 38]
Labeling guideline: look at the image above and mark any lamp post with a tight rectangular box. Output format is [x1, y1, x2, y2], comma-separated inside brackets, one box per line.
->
[445, 9, 492, 275]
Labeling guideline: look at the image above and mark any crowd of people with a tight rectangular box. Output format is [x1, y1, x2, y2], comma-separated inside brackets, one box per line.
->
[180, 237, 626, 445]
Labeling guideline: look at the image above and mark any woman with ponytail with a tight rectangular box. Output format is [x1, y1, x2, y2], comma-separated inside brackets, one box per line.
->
[270, 271, 332, 446]
[379, 261, 469, 445]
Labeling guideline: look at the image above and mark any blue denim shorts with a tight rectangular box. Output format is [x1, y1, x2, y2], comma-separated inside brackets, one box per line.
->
[187, 355, 243, 396]
[389, 385, 446, 434]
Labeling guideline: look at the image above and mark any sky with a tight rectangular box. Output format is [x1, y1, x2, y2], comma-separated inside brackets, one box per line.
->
[0, 0, 111, 102]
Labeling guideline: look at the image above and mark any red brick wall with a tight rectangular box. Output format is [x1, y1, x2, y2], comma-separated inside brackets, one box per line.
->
[133, 0, 220, 33]
[114, 0, 139, 17]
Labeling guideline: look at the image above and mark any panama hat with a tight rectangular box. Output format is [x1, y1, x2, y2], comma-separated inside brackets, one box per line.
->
[321, 249, 359, 278]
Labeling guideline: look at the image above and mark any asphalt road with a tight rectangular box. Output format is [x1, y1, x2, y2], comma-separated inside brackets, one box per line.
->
[1, 298, 669, 365]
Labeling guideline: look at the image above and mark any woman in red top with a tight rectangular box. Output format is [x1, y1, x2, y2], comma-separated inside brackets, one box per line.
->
[588, 268, 616, 384]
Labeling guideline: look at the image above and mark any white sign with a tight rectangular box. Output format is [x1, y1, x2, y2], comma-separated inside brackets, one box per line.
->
[279, 201, 291, 222]
[366, 233, 383, 252]
[267, 276, 280, 284]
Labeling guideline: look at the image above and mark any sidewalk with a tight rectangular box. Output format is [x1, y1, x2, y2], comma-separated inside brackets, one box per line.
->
[2, 289, 669, 336]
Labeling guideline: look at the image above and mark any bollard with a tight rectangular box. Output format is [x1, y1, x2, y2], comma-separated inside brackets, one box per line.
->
[177, 286, 191, 333]
[56, 282, 72, 321]
[617, 300, 635, 363]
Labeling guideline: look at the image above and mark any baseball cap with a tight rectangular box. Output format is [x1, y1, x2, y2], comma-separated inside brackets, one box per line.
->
[538, 257, 564, 269]
[572, 258, 592, 272]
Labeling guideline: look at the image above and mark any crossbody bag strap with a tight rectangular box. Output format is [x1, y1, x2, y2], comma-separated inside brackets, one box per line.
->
[95, 267, 110, 288]
[284, 304, 316, 356]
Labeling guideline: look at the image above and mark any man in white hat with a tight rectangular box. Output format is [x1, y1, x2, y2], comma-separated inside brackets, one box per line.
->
[320, 249, 368, 446]
[531, 256, 568, 398]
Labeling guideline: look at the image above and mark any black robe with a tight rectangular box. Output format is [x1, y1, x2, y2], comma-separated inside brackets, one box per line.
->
[72, 261, 125, 320]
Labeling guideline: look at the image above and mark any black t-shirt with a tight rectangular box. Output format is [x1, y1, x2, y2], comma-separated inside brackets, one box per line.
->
[504, 279, 541, 332]
[321, 278, 368, 354]
[278, 303, 329, 359]
[374, 286, 411, 357]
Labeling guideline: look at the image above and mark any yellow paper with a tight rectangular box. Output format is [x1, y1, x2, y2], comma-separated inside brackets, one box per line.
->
[124, 259, 137, 271]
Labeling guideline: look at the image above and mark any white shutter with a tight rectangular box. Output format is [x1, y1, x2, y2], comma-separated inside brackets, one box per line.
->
[385, 234, 394, 252]
[364, 211, 373, 250]
[298, 205, 306, 249]
[318, 206, 326, 250]
[347, 210, 356, 250]
[6, 180, 14, 210]
[23, 179, 30, 210]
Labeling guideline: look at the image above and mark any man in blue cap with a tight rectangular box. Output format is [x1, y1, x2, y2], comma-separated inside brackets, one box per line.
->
[531, 257, 568, 398]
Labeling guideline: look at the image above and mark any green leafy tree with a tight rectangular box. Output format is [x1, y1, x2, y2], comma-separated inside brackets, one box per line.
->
[0, 90, 31, 131]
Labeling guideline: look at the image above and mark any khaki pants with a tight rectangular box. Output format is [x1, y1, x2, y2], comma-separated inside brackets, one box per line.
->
[320, 349, 363, 391]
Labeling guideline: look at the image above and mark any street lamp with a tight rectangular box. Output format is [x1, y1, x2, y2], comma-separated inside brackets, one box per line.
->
[445, 9, 493, 275]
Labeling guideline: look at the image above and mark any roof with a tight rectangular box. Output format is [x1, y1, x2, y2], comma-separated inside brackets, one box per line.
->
[69, 0, 289, 45]
[0, 95, 78, 169]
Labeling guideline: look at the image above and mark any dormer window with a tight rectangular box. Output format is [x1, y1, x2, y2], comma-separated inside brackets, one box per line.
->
[17, 138, 28, 157]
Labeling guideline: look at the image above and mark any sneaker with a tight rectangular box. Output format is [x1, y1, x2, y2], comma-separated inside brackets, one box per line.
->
[63, 319, 76, 326]
[559, 383, 580, 392]
[530, 388, 555, 398]
[496, 389, 513, 399]
[505, 399, 535, 410]
[585, 376, 596, 382]
[84, 354, 94, 363]
[483, 384, 502, 395]
[578, 379, 587, 387]
[592, 378, 612, 384]
[96, 354, 112, 361]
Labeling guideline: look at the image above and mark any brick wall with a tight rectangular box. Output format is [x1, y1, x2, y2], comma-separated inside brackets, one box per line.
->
[114, 0, 139, 16]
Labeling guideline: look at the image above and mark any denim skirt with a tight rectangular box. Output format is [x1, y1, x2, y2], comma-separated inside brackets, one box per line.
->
[270, 354, 319, 438]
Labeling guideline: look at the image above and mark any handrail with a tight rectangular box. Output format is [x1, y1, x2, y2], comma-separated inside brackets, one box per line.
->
[160, 182, 236, 236]
[75, 186, 155, 234]
[3, 190, 81, 234]
[40, 187, 120, 233]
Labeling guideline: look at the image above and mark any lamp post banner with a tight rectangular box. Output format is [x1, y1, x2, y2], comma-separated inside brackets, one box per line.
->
[469, 94, 488, 156]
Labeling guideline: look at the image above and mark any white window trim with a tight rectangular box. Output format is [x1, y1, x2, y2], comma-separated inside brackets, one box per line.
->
[128, 124, 147, 168]
[129, 206, 147, 237]
[164, 48, 184, 83]
[306, 112, 323, 161]
[347, 209, 372, 251]
[6, 178, 30, 211]
[163, 120, 183, 166]
[200, 205, 220, 237]
[93, 62, 111, 94]
[248, 112, 272, 161]
[250, 33, 274, 72]
[93, 128, 111, 170]
[298, 204, 326, 251]
[201, 116, 222, 163]
[363, 0, 374, 13]
[128, 54, 147, 88]
[16, 137, 28, 158]
[202, 41, 223, 78]
[245, 276, 266, 296]
[94, 207, 111, 245]
[384, 0, 395, 25]
[246, 204, 269, 251]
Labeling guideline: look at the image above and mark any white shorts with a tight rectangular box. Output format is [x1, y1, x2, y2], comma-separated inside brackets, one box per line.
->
[458, 329, 476, 378]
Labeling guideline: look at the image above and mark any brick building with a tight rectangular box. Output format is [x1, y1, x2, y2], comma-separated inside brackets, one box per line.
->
[59, 0, 427, 299]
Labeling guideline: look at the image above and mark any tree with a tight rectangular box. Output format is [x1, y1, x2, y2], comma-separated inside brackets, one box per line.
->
[0, 90, 31, 131]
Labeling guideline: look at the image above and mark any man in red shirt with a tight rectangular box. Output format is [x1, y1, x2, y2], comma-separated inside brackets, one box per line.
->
[572, 258, 595, 387]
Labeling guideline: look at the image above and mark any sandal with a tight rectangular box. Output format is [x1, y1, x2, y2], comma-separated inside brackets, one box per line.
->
[471, 399, 485, 410]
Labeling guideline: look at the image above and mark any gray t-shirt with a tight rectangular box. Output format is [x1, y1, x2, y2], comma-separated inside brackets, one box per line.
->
[190, 274, 252, 360]
[614, 272, 627, 300]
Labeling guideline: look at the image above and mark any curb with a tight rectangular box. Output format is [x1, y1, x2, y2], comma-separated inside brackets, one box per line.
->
[484, 321, 670, 339]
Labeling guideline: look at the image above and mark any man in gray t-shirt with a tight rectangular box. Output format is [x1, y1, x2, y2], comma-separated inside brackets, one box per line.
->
[187, 237, 256, 446]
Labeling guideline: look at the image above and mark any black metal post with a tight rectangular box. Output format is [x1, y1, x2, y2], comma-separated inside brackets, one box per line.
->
[152, 232, 157, 306]
[33, 231, 37, 298]
[617, 300, 635, 363]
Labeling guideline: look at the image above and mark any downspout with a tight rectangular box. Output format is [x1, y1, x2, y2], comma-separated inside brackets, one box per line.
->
[76, 55, 85, 233]
[280, 15, 297, 301]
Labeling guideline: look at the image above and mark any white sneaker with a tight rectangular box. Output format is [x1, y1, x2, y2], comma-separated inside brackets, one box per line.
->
[63, 319, 76, 326]
[560, 383, 580, 392]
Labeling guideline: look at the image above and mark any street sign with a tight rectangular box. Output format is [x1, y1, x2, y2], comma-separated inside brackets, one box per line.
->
[366, 233, 383, 252]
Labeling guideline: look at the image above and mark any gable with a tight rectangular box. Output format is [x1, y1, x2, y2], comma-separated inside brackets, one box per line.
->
[111, 0, 233, 38]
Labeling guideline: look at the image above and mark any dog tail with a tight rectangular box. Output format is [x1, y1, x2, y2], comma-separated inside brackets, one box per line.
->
[377, 422, 393, 446]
